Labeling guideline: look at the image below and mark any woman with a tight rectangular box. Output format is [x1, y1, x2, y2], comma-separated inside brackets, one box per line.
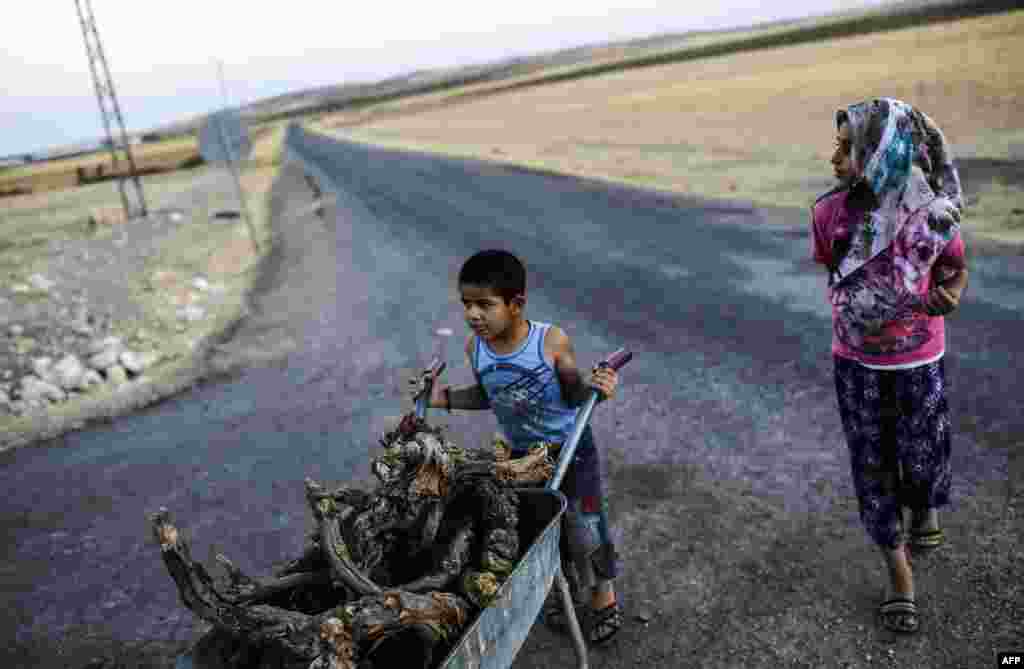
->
[810, 98, 969, 634]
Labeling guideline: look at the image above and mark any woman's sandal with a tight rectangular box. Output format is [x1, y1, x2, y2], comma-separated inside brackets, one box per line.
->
[909, 528, 944, 558]
[587, 600, 624, 646]
[878, 597, 920, 634]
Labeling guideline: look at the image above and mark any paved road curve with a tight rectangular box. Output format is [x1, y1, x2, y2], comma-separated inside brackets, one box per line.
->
[1, 126, 1017, 665]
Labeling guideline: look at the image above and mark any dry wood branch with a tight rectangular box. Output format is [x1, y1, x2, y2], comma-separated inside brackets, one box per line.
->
[213, 552, 339, 608]
[232, 570, 334, 605]
[149, 507, 326, 664]
[494, 445, 553, 484]
[152, 412, 543, 668]
[309, 617, 356, 669]
[351, 591, 471, 669]
[306, 479, 382, 597]
[461, 570, 502, 609]
[398, 521, 476, 593]
[452, 444, 554, 486]
[411, 499, 445, 557]
[274, 540, 326, 578]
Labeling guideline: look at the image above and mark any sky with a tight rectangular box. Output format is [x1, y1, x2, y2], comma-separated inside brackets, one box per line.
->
[1, 0, 887, 156]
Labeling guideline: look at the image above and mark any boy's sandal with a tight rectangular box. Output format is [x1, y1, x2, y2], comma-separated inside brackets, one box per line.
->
[878, 598, 920, 634]
[909, 529, 944, 556]
[587, 600, 624, 646]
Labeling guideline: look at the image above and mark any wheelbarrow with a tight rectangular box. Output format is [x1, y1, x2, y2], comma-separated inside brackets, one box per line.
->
[415, 347, 633, 669]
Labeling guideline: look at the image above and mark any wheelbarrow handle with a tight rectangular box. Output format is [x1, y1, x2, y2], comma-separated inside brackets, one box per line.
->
[602, 347, 633, 372]
[547, 347, 633, 491]
[414, 356, 447, 420]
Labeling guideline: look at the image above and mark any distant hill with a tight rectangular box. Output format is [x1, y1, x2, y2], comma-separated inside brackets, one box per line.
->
[18, 0, 1017, 160]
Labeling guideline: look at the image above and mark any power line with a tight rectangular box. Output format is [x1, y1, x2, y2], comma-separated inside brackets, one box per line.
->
[74, 0, 148, 218]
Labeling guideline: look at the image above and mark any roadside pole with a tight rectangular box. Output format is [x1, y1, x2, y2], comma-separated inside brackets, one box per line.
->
[211, 60, 259, 254]
[214, 116, 260, 255]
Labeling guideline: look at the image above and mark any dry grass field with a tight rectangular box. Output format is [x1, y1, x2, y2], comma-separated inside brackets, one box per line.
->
[1, 120, 286, 273]
[0, 122, 285, 199]
[324, 10, 1024, 243]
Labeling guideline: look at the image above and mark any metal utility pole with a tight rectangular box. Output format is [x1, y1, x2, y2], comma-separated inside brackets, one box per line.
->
[74, 0, 148, 218]
[214, 60, 256, 253]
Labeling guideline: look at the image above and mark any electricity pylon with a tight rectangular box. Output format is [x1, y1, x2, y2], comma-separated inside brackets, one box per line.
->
[74, 0, 148, 218]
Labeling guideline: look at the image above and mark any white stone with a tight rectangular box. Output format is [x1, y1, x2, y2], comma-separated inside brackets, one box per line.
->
[8, 324, 24, 337]
[120, 350, 161, 374]
[106, 365, 129, 386]
[53, 354, 87, 390]
[20, 375, 67, 403]
[192, 277, 210, 291]
[88, 336, 123, 355]
[81, 369, 103, 390]
[177, 305, 206, 322]
[31, 357, 57, 384]
[27, 273, 55, 292]
[88, 349, 121, 371]
[0, 389, 9, 406]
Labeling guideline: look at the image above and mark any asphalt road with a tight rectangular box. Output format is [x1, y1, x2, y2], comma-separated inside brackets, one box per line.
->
[1, 126, 1018, 666]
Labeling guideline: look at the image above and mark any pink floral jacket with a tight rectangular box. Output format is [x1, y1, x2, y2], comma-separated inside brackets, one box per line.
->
[811, 188, 965, 367]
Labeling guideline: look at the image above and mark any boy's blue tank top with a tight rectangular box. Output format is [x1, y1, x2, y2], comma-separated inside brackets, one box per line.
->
[473, 320, 579, 449]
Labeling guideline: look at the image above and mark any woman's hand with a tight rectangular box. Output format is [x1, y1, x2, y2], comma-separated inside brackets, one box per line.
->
[588, 365, 618, 402]
[924, 268, 968, 316]
[924, 285, 958, 316]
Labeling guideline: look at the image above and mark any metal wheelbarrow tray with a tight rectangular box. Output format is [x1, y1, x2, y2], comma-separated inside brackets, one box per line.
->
[438, 486, 568, 669]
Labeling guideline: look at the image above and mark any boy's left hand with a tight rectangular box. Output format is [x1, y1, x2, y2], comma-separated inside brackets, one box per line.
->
[588, 365, 618, 402]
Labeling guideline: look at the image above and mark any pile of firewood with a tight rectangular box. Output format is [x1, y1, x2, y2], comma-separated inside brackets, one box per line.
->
[151, 412, 556, 669]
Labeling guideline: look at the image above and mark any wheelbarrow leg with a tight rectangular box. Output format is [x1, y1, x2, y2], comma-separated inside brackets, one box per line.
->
[555, 566, 589, 669]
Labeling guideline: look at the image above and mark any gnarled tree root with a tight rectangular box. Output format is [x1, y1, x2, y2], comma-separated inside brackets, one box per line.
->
[305, 479, 382, 597]
[397, 521, 476, 593]
[150, 508, 327, 665]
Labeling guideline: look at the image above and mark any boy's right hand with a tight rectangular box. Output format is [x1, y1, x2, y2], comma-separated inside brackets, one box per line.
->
[406, 370, 447, 408]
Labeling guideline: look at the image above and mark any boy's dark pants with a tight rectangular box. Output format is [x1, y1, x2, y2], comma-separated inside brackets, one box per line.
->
[545, 425, 621, 597]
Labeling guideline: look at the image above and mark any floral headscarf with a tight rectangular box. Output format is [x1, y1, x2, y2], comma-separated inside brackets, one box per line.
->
[826, 99, 965, 355]
[832, 98, 963, 283]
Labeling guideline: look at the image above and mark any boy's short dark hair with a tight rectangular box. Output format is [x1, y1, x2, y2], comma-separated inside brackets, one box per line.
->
[458, 249, 526, 304]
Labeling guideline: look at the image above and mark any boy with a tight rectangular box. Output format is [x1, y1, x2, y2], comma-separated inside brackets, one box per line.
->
[414, 248, 625, 645]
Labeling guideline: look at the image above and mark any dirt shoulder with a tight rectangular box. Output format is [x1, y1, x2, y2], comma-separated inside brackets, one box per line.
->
[0, 163, 285, 452]
[508, 457, 1022, 669]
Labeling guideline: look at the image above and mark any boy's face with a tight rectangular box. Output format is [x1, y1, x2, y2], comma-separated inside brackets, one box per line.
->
[459, 283, 523, 341]
[832, 122, 855, 184]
